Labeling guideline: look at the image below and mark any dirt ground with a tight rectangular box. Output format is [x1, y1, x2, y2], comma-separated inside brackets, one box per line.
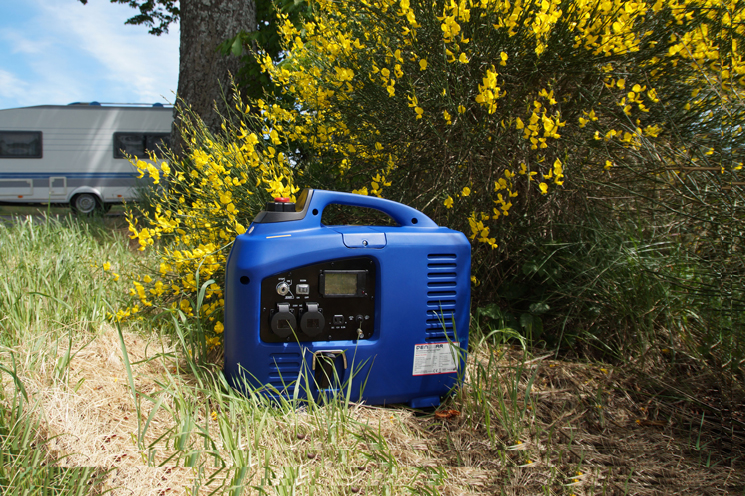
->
[18, 326, 745, 495]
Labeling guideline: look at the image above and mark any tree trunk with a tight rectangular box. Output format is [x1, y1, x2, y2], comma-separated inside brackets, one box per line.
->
[173, 0, 256, 154]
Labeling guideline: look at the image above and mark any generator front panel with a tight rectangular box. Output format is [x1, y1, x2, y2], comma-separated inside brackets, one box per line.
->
[260, 257, 376, 343]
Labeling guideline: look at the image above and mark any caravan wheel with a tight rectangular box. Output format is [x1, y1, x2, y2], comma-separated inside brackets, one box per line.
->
[71, 193, 100, 215]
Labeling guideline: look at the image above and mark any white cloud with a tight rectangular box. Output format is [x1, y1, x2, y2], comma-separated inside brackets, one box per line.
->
[0, 70, 29, 101]
[2, 29, 51, 55]
[0, 68, 77, 109]
[40, 0, 179, 103]
[0, 0, 178, 109]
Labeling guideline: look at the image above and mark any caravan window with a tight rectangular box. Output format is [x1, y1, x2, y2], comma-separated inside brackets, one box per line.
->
[0, 131, 42, 158]
[114, 133, 170, 159]
[146, 134, 170, 156]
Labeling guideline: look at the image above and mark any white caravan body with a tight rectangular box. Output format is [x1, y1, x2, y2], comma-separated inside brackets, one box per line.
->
[0, 103, 172, 212]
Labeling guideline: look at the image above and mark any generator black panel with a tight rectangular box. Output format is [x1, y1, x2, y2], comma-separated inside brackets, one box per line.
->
[260, 257, 376, 343]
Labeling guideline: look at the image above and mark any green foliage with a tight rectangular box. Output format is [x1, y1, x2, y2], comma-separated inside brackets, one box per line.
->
[479, 212, 744, 375]
[220, 0, 311, 101]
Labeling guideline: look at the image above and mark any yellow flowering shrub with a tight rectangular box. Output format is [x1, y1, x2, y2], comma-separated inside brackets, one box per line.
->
[121, 103, 299, 348]
[254, 0, 743, 271]
[122, 0, 743, 350]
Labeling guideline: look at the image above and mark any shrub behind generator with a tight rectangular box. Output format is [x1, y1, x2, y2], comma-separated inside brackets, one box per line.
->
[223, 189, 470, 408]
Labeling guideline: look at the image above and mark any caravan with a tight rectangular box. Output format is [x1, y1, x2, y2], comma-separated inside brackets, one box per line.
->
[0, 103, 172, 213]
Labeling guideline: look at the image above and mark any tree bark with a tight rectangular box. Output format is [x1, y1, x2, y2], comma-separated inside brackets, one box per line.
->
[174, 0, 256, 153]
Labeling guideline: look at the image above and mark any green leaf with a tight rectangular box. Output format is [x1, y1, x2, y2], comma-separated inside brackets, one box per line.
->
[519, 313, 534, 332]
[231, 37, 243, 57]
[476, 303, 501, 321]
[528, 302, 550, 315]
[520, 313, 544, 341]
[522, 262, 539, 276]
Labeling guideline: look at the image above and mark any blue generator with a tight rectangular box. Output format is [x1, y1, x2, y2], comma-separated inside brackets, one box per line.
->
[223, 189, 471, 408]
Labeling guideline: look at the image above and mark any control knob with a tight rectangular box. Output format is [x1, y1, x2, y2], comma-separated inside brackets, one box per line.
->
[276, 282, 290, 296]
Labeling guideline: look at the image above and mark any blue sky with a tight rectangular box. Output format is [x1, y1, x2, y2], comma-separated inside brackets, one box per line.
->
[0, 0, 179, 109]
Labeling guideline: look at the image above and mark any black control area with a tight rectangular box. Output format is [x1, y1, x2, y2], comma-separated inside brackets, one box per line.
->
[260, 257, 376, 343]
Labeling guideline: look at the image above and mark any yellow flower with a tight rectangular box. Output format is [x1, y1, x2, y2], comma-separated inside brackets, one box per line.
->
[419, 59, 427, 70]
[180, 299, 193, 314]
[214, 321, 224, 334]
[103, 262, 111, 271]
[461, 186, 471, 197]
[539, 182, 548, 194]
[457, 105, 466, 114]
[444, 195, 454, 208]
[458, 52, 469, 63]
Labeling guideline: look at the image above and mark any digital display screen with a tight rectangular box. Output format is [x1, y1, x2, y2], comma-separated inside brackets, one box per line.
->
[324, 272, 358, 296]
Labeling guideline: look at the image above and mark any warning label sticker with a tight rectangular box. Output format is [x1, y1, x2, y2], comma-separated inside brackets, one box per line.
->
[412, 342, 459, 376]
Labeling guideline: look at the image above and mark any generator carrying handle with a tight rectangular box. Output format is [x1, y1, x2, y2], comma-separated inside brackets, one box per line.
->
[306, 189, 439, 228]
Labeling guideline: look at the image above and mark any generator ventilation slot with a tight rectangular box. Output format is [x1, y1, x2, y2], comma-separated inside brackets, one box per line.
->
[426, 254, 458, 342]
[268, 353, 301, 391]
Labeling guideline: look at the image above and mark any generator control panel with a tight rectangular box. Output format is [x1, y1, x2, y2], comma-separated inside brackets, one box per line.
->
[260, 257, 376, 343]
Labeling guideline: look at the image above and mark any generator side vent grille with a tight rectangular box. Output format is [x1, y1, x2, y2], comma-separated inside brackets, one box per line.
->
[268, 353, 301, 390]
[426, 254, 457, 342]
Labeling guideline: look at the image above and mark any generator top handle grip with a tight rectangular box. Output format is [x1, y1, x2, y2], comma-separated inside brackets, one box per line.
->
[308, 189, 438, 228]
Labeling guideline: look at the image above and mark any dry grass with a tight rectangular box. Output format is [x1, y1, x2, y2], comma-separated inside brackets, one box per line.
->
[15, 326, 193, 494]
[438, 347, 745, 494]
[8, 325, 744, 495]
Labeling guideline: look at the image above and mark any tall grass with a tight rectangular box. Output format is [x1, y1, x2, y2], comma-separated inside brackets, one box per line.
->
[485, 209, 744, 376]
[0, 215, 131, 346]
[0, 212, 741, 494]
[0, 215, 134, 493]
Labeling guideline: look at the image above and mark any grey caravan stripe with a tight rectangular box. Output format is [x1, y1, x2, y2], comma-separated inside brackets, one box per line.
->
[0, 176, 140, 193]
[36, 176, 138, 189]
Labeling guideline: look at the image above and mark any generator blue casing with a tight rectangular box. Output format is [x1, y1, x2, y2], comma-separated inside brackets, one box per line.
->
[223, 189, 471, 408]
